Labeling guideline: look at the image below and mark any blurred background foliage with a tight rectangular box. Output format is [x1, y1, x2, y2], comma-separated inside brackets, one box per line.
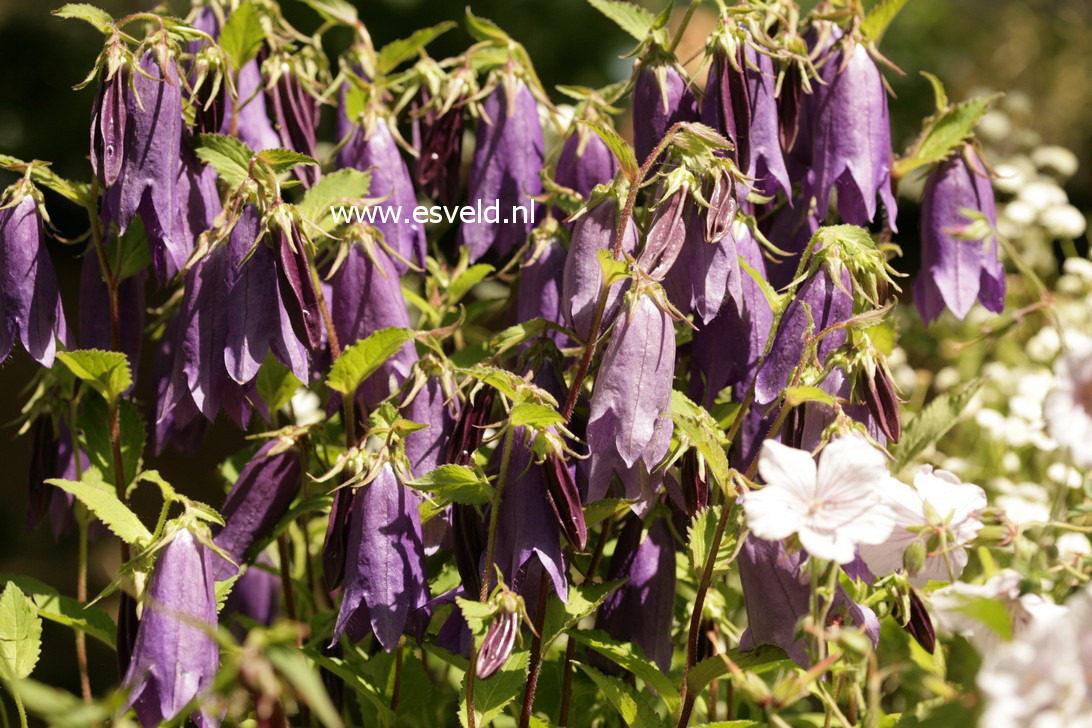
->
[0, 0, 1088, 701]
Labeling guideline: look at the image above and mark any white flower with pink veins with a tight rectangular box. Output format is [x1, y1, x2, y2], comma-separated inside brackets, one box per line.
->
[744, 435, 897, 564]
[859, 466, 987, 586]
[1044, 336, 1092, 468]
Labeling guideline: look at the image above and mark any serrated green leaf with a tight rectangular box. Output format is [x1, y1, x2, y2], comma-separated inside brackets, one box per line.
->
[669, 391, 731, 489]
[256, 147, 319, 175]
[783, 385, 836, 408]
[219, 1, 264, 71]
[213, 572, 240, 614]
[541, 580, 623, 647]
[105, 215, 152, 282]
[266, 646, 345, 728]
[688, 506, 736, 577]
[570, 629, 678, 704]
[575, 661, 660, 728]
[406, 464, 493, 506]
[459, 650, 529, 728]
[582, 498, 637, 526]
[891, 380, 983, 472]
[508, 402, 563, 430]
[8, 678, 110, 727]
[52, 3, 114, 33]
[79, 397, 144, 489]
[255, 356, 304, 413]
[579, 119, 637, 180]
[449, 264, 494, 304]
[306, 648, 397, 724]
[895, 94, 1000, 178]
[464, 7, 510, 43]
[684, 645, 788, 697]
[0, 575, 115, 650]
[458, 365, 557, 407]
[298, 0, 357, 25]
[299, 168, 372, 232]
[586, 0, 656, 41]
[195, 133, 254, 188]
[46, 479, 152, 546]
[0, 583, 42, 681]
[740, 255, 783, 315]
[861, 0, 909, 43]
[326, 327, 414, 395]
[377, 22, 456, 75]
[483, 319, 549, 358]
[56, 349, 131, 404]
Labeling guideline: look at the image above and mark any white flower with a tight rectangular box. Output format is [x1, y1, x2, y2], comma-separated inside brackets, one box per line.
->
[1041, 204, 1087, 239]
[978, 583, 1092, 728]
[1044, 337, 1092, 468]
[1057, 532, 1092, 561]
[858, 466, 987, 586]
[1031, 145, 1080, 179]
[1018, 179, 1068, 211]
[288, 387, 323, 426]
[744, 436, 896, 564]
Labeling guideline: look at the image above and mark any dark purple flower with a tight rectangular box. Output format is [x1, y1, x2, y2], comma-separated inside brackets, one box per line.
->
[0, 195, 68, 366]
[403, 376, 457, 478]
[90, 67, 127, 188]
[267, 70, 320, 187]
[638, 189, 689, 281]
[738, 535, 879, 667]
[678, 450, 709, 518]
[224, 206, 310, 384]
[762, 199, 818, 290]
[150, 314, 208, 455]
[555, 128, 618, 202]
[517, 227, 568, 346]
[444, 391, 492, 596]
[79, 251, 145, 375]
[806, 38, 897, 228]
[632, 62, 698, 164]
[173, 137, 222, 260]
[862, 365, 901, 443]
[543, 450, 588, 551]
[321, 485, 354, 592]
[413, 97, 463, 205]
[231, 59, 282, 152]
[331, 463, 430, 651]
[337, 115, 425, 271]
[459, 79, 544, 261]
[787, 369, 889, 451]
[662, 206, 743, 325]
[274, 225, 323, 355]
[223, 554, 279, 628]
[123, 529, 219, 727]
[593, 516, 675, 673]
[914, 149, 1005, 322]
[561, 199, 637, 341]
[27, 417, 81, 539]
[211, 441, 302, 582]
[102, 52, 186, 283]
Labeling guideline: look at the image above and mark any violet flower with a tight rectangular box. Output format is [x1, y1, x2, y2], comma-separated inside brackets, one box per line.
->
[593, 516, 675, 673]
[232, 59, 282, 152]
[123, 529, 219, 727]
[337, 114, 425, 271]
[90, 67, 126, 188]
[211, 441, 302, 582]
[806, 37, 897, 229]
[171, 138, 222, 274]
[555, 129, 618, 202]
[662, 207, 743, 326]
[914, 148, 1005, 322]
[414, 99, 463, 205]
[517, 227, 568, 346]
[459, 79, 544, 261]
[402, 375, 457, 478]
[0, 194, 68, 367]
[632, 61, 698, 164]
[223, 554, 279, 628]
[737, 535, 880, 667]
[79, 251, 145, 376]
[267, 71, 319, 186]
[561, 199, 637, 342]
[27, 417, 81, 539]
[150, 315, 208, 455]
[331, 463, 430, 651]
[273, 225, 323, 355]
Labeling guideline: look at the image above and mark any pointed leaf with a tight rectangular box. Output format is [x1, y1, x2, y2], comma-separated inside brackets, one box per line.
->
[52, 3, 113, 33]
[299, 168, 372, 231]
[891, 380, 983, 472]
[377, 22, 457, 75]
[459, 650, 529, 728]
[56, 349, 131, 404]
[219, 0, 265, 71]
[586, 0, 656, 41]
[688, 506, 737, 577]
[405, 464, 493, 506]
[569, 629, 679, 703]
[579, 119, 637, 180]
[0, 575, 115, 649]
[575, 662, 660, 728]
[45, 478, 152, 546]
[861, 0, 909, 43]
[195, 132, 254, 188]
[0, 583, 42, 681]
[326, 327, 414, 395]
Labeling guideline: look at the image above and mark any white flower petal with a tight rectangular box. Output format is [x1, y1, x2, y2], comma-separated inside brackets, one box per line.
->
[757, 440, 817, 500]
[798, 526, 855, 564]
[815, 435, 890, 503]
[743, 487, 804, 542]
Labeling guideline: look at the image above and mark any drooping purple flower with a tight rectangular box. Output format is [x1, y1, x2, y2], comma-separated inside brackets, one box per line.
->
[331, 463, 430, 651]
[230, 59, 282, 152]
[754, 266, 852, 406]
[543, 450, 588, 552]
[321, 485, 354, 592]
[0, 195, 67, 367]
[224, 206, 309, 384]
[737, 535, 880, 667]
[459, 79, 544, 261]
[561, 199, 638, 341]
[90, 67, 126, 188]
[150, 314, 207, 455]
[555, 128, 618, 202]
[222, 555, 279, 628]
[102, 52, 185, 283]
[413, 96, 464, 205]
[171, 138, 221, 269]
[806, 38, 897, 228]
[914, 149, 1005, 322]
[593, 516, 675, 673]
[329, 243, 417, 409]
[402, 376, 457, 478]
[211, 441, 302, 582]
[79, 251, 144, 374]
[762, 199, 818, 290]
[662, 208, 743, 325]
[638, 189, 689, 281]
[267, 70, 320, 187]
[27, 417, 81, 539]
[476, 608, 519, 679]
[123, 529, 219, 727]
[444, 390, 492, 596]
[274, 225, 323, 355]
[632, 62, 698, 164]
[517, 228, 568, 346]
[337, 115, 425, 271]
[786, 369, 889, 451]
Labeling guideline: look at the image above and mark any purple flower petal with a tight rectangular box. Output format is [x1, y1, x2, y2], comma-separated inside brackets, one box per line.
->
[555, 129, 618, 203]
[632, 64, 698, 164]
[79, 251, 144, 377]
[402, 376, 457, 478]
[561, 199, 637, 341]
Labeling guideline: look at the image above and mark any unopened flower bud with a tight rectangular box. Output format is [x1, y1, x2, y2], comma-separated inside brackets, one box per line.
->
[902, 539, 928, 577]
[476, 609, 519, 679]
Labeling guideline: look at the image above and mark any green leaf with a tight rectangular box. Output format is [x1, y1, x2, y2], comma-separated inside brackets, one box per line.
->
[669, 391, 731, 489]
[569, 629, 679, 704]
[684, 646, 789, 697]
[895, 94, 1000, 178]
[406, 464, 493, 506]
[861, 0, 909, 43]
[0, 575, 115, 649]
[10, 679, 110, 727]
[52, 3, 113, 33]
[256, 147, 319, 176]
[541, 580, 623, 647]
[582, 498, 636, 526]
[255, 356, 303, 413]
[688, 506, 736, 577]
[195, 133, 254, 188]
[783, 385, 836, 408]
[298, 0, 358, 25]
[79, 397, 144, 489]
[306, 648, 396, 724]
[219, 1, 264, 71]
[459, 650, 529, 728]
[508, 402, 563, 431]
[483, 319, 549, 358]
[0, 583, 42, 681]
[458, 365, 558, 407]
[105, 215, 151, 282]
[739, 255, 783, 315]
[464, 7, 510, 43]
[299, 168, 372, 232]
[326, 327, 414, 395]
[951, 596, 1013, 641]
[575, 662, 660, 728]
[449, 264, 495, 305]
[579, 119, 637, 180]
[267, 646, 345, 728]
[46, 479, 152, 546]
[56, 349, 131, 404]
[213, 573, 240, 613]
[586, 0, 656, 41]
[377, 22, 456, 75]
[891, 380, 984, 473]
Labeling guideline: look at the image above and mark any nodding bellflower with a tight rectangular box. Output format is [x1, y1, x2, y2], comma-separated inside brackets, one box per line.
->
[413, 98, 464, 205]
[267, 68, 320, 186]
[914, 147, 1005, 323]
[555, 127, 619, 203]
[517, 224, 568, 346]
[79, 247, 145, 375]
[123, 529, 220, 728]
[632, 59, 698, 164]
[459, 78, 544, 261]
